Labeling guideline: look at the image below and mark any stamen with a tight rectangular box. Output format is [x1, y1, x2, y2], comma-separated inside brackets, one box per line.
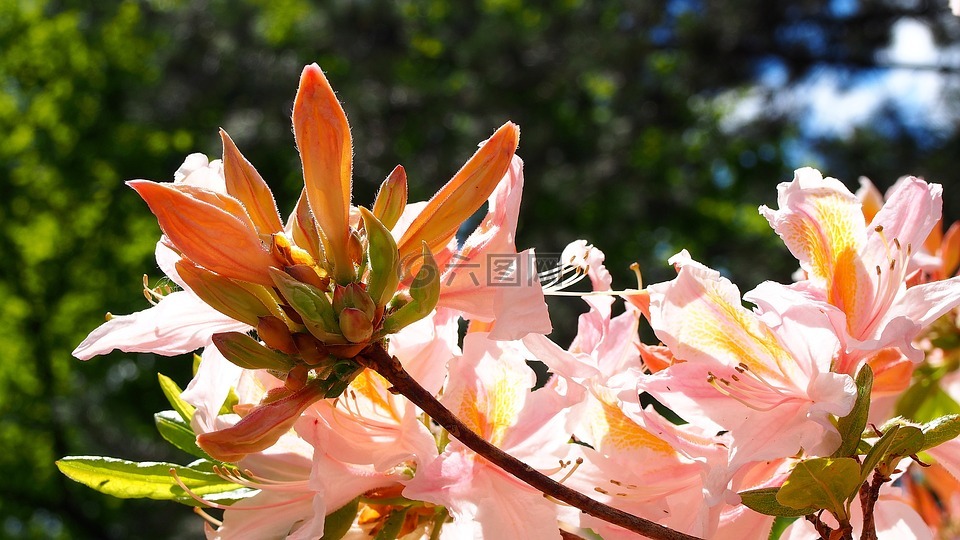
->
[539, 260, 589, 293]
[193, 507, 223, 527]
[556, 457, 584, 484]
[170, 468, 312, 510]
[143, 275, 174, 305]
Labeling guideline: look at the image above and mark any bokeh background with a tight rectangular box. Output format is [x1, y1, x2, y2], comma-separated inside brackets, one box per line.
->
[4, 1, 960, 538]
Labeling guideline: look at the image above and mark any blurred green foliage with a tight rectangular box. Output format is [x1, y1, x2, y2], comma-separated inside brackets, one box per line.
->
[2, 0, 959, 537]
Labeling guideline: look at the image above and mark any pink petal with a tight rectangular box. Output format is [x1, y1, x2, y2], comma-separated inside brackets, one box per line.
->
[72, 291, 249, 360]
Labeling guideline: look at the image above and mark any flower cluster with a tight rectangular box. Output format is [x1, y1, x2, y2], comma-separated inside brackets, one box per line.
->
[60, 65, 960, 540]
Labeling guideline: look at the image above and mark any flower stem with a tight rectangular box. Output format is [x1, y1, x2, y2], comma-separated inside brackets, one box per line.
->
[358, 344, 703, 540]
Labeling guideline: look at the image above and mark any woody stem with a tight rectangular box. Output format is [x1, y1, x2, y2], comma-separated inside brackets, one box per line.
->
[358, 343, 702, 540]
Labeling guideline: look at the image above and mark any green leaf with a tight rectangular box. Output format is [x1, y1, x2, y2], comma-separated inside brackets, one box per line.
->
[895, 370, 960, 423]
[212, 331, 297, 372]
[776, 457, 861, 518]
[867, 421, 924, 474]
[157, 373, 195, 423]
[739, 487, 816, 517]
[382, 244, 440, 334]
[269, 267, 342, 341]
[154, 410, 209, 460]
[833, 364, 872, 458]
[56, 456, 244, 505]
[920, 414, 960, 451]
[321, 496, 360, 540]
[860, 425, 900, 483]
[375, 507, 409, 540]
[884, 425, 924, 460]
[360, 206, 401, 309]
[768, 516, 799, 540]
[914, 387, 960, 424]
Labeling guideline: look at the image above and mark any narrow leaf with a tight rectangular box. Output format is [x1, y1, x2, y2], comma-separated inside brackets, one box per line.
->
[860, 425, 900, 484]
[155, 410, 209, 460]
[360, 207, 400, 308]
[212, 332, 297, 372]
[921, 414, 960, 451]
[321, 496, 360, 540]
[382, 244, 440, 334]
[375, 507, 409, 540]
[157, 373, 195, 423]
[269, 268, 343, 342]
[56, 456, 243, 503]
[833, 364, 873, 457]
[739, 488, 816, 517]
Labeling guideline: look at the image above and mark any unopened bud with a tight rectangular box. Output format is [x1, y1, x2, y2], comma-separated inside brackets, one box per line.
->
[333, 283, 377, 320]
[348, 228, 364, 266]
[285, 365, 308, 391]
[257, 316, 298, 355]
[339, 307, 373, 343]
[293, 333, 331, 365]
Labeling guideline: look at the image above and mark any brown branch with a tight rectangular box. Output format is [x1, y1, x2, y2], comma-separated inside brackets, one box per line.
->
[859, 472, 886, 540]
[358, 344, 703, 540]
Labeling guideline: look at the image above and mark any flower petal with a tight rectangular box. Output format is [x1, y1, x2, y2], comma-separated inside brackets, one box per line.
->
[397, 122, 519, 265]
[293, 64, 353, 281]
[128, 180, 278, 286]
[220, 129, 284, 235]
[72, 291, 249, 360]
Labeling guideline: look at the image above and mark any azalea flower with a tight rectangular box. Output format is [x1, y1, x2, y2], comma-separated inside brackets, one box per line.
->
[72, 155, 249, 360]
[75, 62, 550, 462]
[638, 250, 857, 469]
[176, 349, 400, 540]
[402, 331, 580, 539]
[759, 168, 960, 368]
[524, 243, 724, 538]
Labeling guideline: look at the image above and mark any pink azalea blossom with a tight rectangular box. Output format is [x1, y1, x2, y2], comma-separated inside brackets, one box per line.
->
[759, 167, 960, 365]
[639, 250, 857, 468]
[395, 154, 552, 341]
[402, 331, 579, 539]
[73, 155, 250, 361]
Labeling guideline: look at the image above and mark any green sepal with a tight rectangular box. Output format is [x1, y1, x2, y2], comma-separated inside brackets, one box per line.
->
[375, 507, 410, 540]
[382, 244, 440, 334]
[212, 331, 297, 372]
[920, 414, 960, 451]
[269, 267, 343, 342]
[155, 410, 209, 460]
[776, 457, 861, 518]
[739, 487, 816, 517]
[833, 364, 872, 458]
[872, 421, 924, 473]
[360, 206, 401, 308]
[157, 373, 196, 423]
[55, 456, 246, 505]
[321, 496, 361, 540]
